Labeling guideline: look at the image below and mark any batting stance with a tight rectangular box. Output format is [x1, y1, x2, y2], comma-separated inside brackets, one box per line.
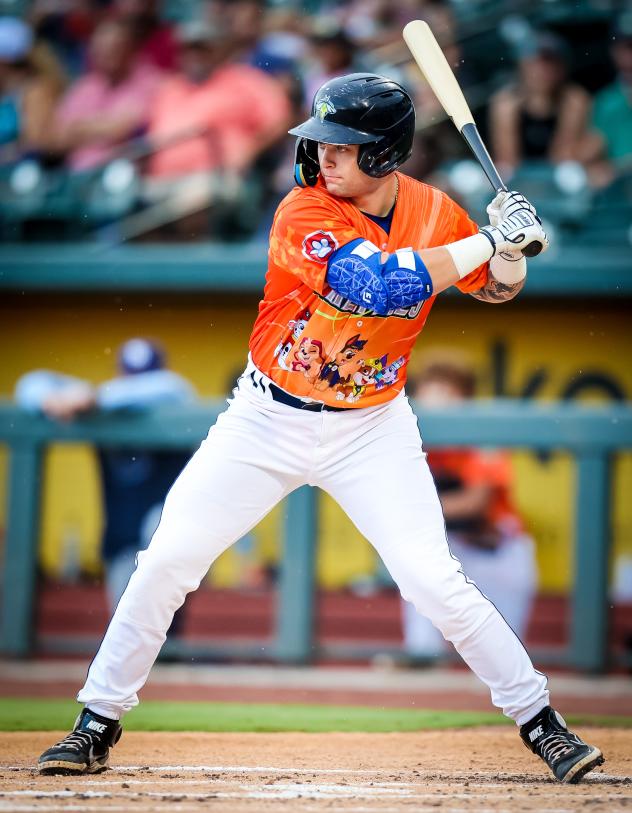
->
[39, 74, 603, 783]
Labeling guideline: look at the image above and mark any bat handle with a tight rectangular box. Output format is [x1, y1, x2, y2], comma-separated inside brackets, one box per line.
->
[460, 123, 543, 258]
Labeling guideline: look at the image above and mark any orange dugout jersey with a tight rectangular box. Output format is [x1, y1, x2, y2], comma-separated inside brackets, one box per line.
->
[249, 172, 489, 408]
[428, 448, 524, 537]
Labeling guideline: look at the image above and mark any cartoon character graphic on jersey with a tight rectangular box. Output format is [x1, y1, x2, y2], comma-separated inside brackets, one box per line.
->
[290, 309, 311, 340]
[275, 341, 293, 370]
[337, 355, 387, 402]
[274, 308, 311, 371]
[291, 337, 325, 383]
[375, 356, 406, 390]
[316, 334, 367, 391]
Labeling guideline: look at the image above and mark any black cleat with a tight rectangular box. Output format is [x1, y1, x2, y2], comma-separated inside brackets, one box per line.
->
[38, 708, 122, 775]
[520, 706, 604, 783]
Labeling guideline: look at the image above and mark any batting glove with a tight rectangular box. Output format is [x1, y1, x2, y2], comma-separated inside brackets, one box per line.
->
[480, 210, 549, 257]
[486, 190, 538, 227]
[486, 191, 508, 227]
[485, 195, 526, 261]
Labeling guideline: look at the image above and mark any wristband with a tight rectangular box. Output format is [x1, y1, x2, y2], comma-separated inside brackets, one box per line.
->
[490, 254, 527, 284]
[444, 233, 494, 279]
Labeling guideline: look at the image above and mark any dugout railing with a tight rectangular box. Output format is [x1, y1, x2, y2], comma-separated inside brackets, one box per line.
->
[0, 242, 630, 295]
[0, 400, 631, 673]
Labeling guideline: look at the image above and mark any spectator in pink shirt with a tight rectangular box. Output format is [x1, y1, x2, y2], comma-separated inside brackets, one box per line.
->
[114, 0, 177, 72]
[53, 18, 163, 172]
[146, 20, 291, 181]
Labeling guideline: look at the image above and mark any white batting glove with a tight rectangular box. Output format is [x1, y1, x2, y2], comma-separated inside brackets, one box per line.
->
[480, 209, 549, 257]
[495, 246, 524, 262]
[486, 190, 538, 227]
[500, 190, 539, 221]
[486, 191, 508, 227]
[485, 196, 524, 261]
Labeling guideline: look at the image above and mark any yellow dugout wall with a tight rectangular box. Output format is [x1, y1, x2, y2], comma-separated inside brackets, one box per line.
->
[1, 292, 630, 594]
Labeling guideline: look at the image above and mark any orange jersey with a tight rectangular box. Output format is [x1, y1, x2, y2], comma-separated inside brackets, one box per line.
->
[249, 173, 489, 408]
[428, 448, 524, 536]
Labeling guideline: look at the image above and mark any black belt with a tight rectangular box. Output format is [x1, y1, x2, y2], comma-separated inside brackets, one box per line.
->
[269, 381, 349, 412]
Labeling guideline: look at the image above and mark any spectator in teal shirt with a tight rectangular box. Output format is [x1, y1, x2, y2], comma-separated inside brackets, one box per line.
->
[586, 14, 632, 184]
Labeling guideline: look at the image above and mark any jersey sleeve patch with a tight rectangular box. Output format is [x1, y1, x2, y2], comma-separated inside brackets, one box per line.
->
[302, 230, 339, 264]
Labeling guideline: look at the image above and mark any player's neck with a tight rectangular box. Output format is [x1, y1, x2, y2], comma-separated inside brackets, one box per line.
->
[351, 174, 399, 218]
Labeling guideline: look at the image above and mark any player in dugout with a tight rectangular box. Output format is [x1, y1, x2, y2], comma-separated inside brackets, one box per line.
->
[38, 73, 604, 784]
[401, 358, 538, 661]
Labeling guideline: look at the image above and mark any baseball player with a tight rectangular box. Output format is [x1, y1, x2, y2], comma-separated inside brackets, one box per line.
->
[38, 73, 603, 783]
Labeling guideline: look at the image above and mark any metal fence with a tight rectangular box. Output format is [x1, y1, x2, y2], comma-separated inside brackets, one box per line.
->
[1, 400, 631, 672]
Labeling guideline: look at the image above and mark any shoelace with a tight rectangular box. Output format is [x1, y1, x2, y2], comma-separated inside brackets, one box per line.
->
[538, 731, 577, 763]
[52, 730, 96, 752]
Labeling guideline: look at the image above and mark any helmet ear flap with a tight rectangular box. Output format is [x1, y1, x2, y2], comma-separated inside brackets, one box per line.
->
[294, 138, 319, 187]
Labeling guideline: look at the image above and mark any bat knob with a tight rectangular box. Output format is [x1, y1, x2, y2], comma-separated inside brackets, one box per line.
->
[522, 241, 542, 258]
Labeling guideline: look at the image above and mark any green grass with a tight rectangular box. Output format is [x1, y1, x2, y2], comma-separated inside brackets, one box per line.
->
[0, 699, 630, 733]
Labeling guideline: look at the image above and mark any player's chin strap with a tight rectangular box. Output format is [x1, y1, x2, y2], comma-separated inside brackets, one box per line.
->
[293, 138, 319, 187]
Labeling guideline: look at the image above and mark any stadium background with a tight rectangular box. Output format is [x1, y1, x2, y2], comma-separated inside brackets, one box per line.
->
[1, 298, 631, 594]
[0, 0, 631, 663]
[1, 4, 632, 808]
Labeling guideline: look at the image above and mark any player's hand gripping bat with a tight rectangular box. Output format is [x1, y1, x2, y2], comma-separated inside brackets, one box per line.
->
[403, 20, 543, 257]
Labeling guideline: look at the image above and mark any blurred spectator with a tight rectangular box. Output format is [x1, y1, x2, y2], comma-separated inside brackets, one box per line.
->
[242, 14, 307, 233]
[209, 0, 265, 60]
[251, 26, 305, 109]
[145, 20, 291, 183]
[489, 32, 591, 176]
[303, 22, 358, 107]
[402, 33, 471, 186]
[401, 360, 537, 661]
[52, 18, 163, 172]
[114, 0, 177, 72]
[14, 338, 196, 612]
[338, 0, 454, 53]
[583, 13, 632, 186]
[0, 17, 66, 165]
[30, 0, 101, 77]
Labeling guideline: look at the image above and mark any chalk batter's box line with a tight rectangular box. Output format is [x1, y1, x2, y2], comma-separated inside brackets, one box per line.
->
[1, 764, 627, 783]
[2, 764, 379, 774]
[0, 806, 403, 813]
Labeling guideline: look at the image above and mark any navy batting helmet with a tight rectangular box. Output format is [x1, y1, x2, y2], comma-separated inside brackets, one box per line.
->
[289, 73, 415, 187]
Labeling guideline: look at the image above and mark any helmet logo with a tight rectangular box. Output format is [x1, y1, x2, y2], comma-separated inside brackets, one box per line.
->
[317, 95, 337, 122]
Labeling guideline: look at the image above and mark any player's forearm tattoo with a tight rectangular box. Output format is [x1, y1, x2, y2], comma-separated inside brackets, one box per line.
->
[469, 275, 525, 303]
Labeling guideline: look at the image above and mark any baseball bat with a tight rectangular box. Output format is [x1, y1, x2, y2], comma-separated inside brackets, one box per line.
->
[402, 20, 542, 257]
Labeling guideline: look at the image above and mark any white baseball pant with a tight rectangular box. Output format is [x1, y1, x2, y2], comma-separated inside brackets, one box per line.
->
[402, 533, 538, 657]
[78, 360, 549, 725]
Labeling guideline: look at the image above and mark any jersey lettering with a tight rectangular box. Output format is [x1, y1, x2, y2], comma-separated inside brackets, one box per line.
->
[319, 288, 424, 319]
